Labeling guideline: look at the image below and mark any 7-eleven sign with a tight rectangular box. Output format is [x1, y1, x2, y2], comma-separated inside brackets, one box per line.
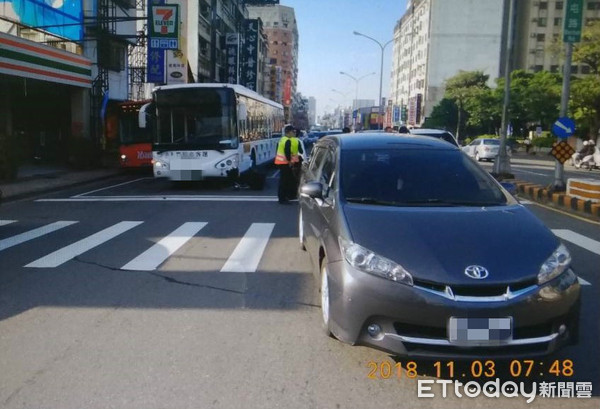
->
[149, 4, 179, 49]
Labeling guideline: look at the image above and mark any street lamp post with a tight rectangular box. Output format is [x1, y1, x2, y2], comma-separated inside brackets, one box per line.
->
[353, 31, 393, 129]
[339, 71, 375, 130]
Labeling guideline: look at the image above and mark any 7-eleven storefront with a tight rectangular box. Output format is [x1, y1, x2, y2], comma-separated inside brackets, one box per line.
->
[0, 32, 92, 164]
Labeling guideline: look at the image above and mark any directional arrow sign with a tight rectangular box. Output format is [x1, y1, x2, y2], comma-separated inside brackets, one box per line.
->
[552, 117, 575, 139]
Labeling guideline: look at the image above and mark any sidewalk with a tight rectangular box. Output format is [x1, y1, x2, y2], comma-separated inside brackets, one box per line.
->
[0, 163, 120, 202]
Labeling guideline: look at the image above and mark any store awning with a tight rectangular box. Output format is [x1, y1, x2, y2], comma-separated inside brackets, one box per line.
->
[0, 32, 91, 88]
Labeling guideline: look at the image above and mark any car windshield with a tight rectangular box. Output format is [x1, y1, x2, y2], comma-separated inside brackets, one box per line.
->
[341, 148, 507, 206]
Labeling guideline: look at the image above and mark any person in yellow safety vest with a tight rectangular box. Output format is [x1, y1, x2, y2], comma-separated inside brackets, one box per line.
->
[275, 124, 304, 204]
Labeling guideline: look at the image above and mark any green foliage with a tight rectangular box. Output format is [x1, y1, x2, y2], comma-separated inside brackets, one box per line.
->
[422, 98, 457, 130]
[531, 136, 555, 148]
[574, 20, 600, 74]
[444, 70, 490, 140]
[570, 75, 600, 138]
[67, 137, 101, 170]
[0, 133, 19, 181]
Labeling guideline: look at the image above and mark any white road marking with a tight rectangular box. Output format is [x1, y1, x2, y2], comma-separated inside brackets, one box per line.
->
[0, 221, 78, 252]
[36, 195, 279, 202]
[552, 229, 600, 256]
[0, 220, 17, 226]
[25, 221, 143, 268]
[578, 277, 591, 286]
[73, 178, 151, 197]
[220, 223, 275, 273]
[519, 200, 533, 205]
[121, 222, 207, 271]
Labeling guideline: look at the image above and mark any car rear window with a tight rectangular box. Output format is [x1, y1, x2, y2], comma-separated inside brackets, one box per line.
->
[341, 148, 506, 206]
[483, 139, 500, 145]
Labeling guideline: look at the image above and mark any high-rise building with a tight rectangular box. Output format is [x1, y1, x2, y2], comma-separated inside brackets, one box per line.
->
[308, 97, 317, 127]
[513, 0, 599, 75]
[246, 3, 298, 119]
[390, 0, 507, 126]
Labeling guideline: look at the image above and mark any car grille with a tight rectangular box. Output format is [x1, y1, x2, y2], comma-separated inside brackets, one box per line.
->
[413, 278, 538, 302]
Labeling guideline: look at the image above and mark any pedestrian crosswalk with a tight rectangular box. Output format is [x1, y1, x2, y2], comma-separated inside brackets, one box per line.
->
[0, 220, 598, 286]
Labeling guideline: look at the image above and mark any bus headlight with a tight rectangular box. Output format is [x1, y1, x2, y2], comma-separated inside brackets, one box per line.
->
[215, 155, 238, 170]
[153, 160, 169, 170]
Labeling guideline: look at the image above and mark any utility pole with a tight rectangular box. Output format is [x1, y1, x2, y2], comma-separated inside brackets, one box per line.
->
[492, 0, 516, 178]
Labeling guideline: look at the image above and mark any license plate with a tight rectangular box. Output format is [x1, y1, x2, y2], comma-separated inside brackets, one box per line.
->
[448, 317, 512, 346]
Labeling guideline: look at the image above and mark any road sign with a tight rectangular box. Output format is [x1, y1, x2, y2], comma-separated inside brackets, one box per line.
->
[563, 0, 583, 43]
[552, 117, 575, 139]
[551, 141, 575, 164]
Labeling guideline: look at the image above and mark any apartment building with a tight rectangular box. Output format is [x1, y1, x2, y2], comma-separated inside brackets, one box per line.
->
[246, 2, 299, 114]
[514, 0, 600, 74]
[390, 0, 507, 126]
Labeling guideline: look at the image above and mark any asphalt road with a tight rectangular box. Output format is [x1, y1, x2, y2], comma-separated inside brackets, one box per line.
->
[0, 170, 598, 409]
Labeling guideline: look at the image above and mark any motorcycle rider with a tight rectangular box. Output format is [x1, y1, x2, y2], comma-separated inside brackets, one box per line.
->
[574, 140, 593, 168]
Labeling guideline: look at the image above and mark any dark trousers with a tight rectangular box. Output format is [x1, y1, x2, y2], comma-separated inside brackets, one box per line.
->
[278, 164, 296, 201]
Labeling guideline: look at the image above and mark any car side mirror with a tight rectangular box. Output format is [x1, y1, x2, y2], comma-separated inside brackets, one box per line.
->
[300, 181, 323, 199]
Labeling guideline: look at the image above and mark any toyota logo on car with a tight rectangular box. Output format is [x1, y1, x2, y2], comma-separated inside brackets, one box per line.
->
[464, 265, 489, 279]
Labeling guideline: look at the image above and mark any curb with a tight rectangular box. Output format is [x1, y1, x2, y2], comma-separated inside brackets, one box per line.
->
[514, 180, 600, 220]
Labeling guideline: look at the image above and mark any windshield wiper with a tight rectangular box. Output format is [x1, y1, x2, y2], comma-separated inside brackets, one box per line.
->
[404, 199, 503, 206]
[345, 197, 401, 206]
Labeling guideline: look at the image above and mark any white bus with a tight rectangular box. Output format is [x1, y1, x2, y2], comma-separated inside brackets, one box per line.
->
[140, 83, 285, 188]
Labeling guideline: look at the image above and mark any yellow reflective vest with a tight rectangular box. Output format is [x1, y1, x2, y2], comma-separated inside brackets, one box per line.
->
[274, 136, 300, 165]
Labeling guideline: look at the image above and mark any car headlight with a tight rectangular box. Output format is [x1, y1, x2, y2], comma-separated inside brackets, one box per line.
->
[538, 243, 571, 285]
[339, 238, 413, 286]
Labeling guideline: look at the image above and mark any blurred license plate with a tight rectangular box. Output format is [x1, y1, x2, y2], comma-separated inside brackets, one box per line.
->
[448, 317, 512, 345]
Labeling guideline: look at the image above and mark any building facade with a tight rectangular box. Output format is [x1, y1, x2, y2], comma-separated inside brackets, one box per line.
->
[246, 3, 299, 120]
[390, 0, 507, 126]
[514, 0, 600, 74]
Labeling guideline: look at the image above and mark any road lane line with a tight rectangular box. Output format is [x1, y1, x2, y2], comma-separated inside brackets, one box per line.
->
[578, 277, 591, 286]
[121, 222, 207, 271]
[25, 221, 143, 268]
[551, 229, 600, 256]
[519, 200, 533, 205]
[0, 220, 17, 226]
[73, 178, 151, 197]
[220, 223, 275, 273]
[36, 196, 279, 202]
[0, 221, 78, 252]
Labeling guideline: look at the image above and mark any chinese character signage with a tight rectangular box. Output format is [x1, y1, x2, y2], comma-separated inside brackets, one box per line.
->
[242, 19, 259, 91]
[226, 33, 239, 85]
[147, 0, 165, 83]
[563, 0, 583, 43]
[166, 0, 187, 84]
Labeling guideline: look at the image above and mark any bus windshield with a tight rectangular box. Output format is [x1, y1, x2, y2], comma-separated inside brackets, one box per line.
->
[120, 114, 151, 145]
[154, 88, 236, 149]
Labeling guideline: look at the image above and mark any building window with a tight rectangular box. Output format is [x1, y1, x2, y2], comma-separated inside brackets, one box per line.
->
[534, 65, 543, 72]
[586, 18, 600, 24]
[571, 65, 578, 74]
[554, 17, 562, 26]
[536, 33, 546, 42]
[273, 21, 278, 26]
[555, 1, 563, 9]
[550, 65, 559, 73]
[587, 2, 599, 10]
[581, 65, 591, 74]
[539, 1, 548, 10]
[538, 17, 547, 27]
[270, 58, 277, 64]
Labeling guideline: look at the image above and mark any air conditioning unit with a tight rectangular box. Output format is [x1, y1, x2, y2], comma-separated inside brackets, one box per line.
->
[532, 18, 538, 22]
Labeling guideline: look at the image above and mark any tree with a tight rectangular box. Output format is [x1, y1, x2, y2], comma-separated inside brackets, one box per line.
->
[444, 71, 489, 140]
[570, 75, 600, 138]
[574, 20, 600, 74]
[422, 98, 458, 132]
[523, 71, 562, 129]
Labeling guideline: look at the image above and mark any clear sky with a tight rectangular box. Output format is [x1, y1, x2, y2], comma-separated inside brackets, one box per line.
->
[282, 0, 408, 118]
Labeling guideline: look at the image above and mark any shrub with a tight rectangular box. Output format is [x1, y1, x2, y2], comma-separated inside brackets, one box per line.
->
[531, 135, 555, 148]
